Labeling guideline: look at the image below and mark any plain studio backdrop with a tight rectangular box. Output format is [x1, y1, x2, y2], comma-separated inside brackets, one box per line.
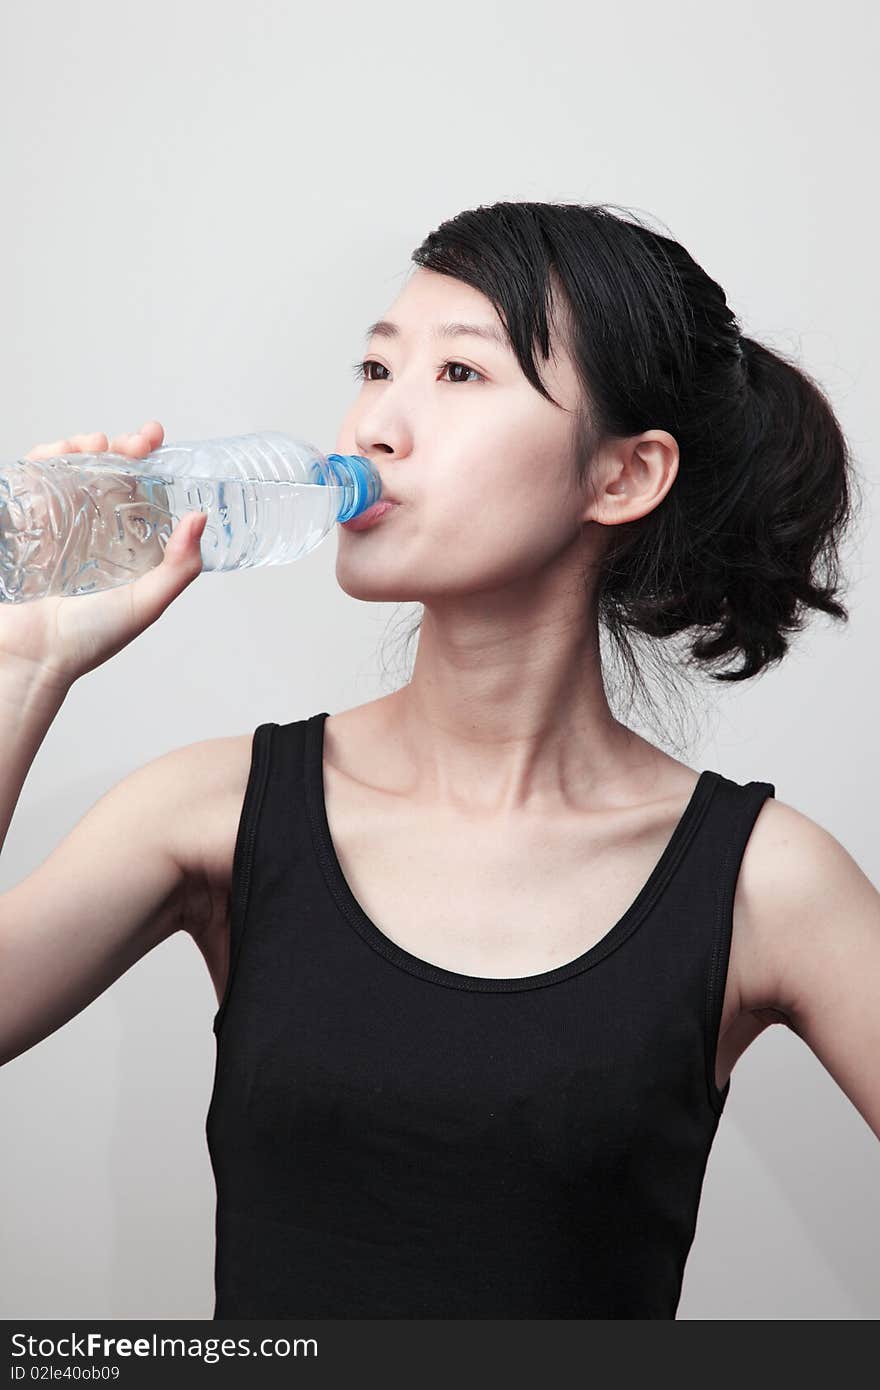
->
[0, 0, 877, 1321]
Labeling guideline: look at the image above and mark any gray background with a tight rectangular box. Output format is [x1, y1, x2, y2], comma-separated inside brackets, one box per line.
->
[1, 0, 877, 1320]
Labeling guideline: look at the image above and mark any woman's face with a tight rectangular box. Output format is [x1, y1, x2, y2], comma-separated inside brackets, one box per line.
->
[333, 266, 589, 607]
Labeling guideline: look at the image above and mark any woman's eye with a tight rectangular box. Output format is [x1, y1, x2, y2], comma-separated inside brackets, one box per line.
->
[351, 359, 485, 385]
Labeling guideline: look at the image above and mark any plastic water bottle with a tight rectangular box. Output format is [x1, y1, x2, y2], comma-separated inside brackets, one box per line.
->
[0, 431, 382, 604]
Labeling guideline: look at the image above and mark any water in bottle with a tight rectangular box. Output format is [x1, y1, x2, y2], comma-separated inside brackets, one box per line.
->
[0, 431, 383, 604]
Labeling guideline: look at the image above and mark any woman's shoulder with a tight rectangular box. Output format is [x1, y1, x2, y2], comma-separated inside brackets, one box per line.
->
[727, 790, 854, 1015]
[163, 730, 260, 907]
[732, 791, 880, 1135]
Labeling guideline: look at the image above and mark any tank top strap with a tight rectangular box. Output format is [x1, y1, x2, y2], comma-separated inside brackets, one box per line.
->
[654, 769, 776, 1114]
[211, 716, 311, 1036]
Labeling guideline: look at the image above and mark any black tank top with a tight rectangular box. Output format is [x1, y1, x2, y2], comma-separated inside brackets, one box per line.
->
[206, 712, 775, 1319]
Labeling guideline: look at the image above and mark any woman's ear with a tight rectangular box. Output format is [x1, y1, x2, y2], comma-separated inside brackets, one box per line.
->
[580, 431, 679, 527]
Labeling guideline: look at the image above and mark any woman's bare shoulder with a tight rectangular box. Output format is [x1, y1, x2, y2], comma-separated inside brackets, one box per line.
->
[152, 731, 258, 953]
[732, 794, 842, 1017]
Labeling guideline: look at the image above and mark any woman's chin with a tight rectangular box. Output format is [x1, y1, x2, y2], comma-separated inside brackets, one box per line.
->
[334, 569, 423, 604]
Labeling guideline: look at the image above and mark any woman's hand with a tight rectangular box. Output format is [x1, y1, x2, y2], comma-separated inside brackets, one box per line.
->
[0, 420, 206, 692]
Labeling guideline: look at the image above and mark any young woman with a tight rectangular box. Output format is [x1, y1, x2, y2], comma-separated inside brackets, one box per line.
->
[1, 201, 875, 1320]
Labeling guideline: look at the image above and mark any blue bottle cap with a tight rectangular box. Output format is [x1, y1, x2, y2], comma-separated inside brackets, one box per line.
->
[323, 453, 382, 520]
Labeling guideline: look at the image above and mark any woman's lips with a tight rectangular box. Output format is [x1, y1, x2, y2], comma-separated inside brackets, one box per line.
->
[340, 501, 398, 532]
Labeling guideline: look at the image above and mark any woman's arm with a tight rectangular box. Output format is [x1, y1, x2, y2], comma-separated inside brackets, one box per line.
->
[745, 796, 880, 1140]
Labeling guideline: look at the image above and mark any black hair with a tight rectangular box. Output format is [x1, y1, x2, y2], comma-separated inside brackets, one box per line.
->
[378, 200, 866, 752]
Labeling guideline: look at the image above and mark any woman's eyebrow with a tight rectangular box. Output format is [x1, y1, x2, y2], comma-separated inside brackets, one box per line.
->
[363, 319, 512, 352]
